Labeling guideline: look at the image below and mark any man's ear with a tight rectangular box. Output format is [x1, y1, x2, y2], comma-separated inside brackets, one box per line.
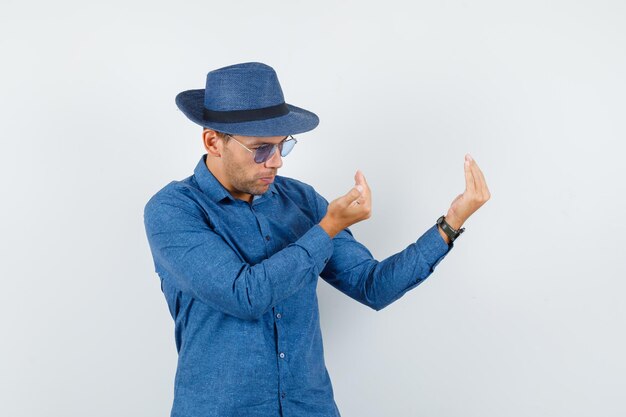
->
[202, 129, 222, 157]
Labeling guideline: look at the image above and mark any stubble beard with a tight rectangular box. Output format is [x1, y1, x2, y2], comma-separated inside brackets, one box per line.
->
[223, 152, 270, 197]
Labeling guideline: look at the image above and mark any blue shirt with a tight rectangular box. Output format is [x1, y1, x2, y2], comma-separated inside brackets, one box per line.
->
[143, 154, 454, 417]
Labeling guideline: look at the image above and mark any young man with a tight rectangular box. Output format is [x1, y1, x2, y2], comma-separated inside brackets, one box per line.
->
[143, 62, 490, 417]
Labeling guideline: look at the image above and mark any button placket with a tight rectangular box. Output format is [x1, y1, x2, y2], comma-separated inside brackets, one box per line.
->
[252, 210, 273, 256]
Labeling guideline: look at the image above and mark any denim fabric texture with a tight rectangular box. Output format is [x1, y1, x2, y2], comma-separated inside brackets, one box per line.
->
[143, 155, 454, 417]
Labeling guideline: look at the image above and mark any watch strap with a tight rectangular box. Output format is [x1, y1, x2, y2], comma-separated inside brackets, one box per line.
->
[437, 215, 465, 243]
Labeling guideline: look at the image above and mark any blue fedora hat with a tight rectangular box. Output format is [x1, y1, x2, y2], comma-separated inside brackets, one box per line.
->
[175, 62, 319, 137]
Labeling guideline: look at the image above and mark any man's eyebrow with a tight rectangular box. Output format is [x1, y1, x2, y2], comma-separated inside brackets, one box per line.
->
[249, 138, 286, 146]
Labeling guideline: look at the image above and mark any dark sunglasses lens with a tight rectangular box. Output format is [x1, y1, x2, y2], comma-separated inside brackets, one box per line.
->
[280, 139, 296, 157]
[254, 144, 275, 163]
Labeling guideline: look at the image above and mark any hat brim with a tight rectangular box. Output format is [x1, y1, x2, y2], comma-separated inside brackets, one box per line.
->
[175, 89, 319, 136]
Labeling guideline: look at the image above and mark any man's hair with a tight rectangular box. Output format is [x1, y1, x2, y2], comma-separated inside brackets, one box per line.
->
[218, 131, 230, 142]
[203, 128, 230, 142]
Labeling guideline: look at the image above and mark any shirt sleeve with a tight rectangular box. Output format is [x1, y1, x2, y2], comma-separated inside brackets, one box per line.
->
[313, 191, 453, 311]
[143, 189, 334, 321]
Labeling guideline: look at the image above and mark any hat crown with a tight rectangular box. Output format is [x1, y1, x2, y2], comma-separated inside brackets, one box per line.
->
[203, 62, 285, 112]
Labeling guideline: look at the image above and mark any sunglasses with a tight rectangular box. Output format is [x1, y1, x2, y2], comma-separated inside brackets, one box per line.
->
[225, 134, 298, 164]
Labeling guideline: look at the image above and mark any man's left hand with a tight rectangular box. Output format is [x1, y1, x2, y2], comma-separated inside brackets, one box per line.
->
[444, 154, 491, 230]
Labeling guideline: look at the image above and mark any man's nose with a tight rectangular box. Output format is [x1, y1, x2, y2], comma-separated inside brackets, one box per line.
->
[265, 147, 283, 168]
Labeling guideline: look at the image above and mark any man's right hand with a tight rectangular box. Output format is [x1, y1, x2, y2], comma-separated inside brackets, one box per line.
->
[319, 170, 372, 238]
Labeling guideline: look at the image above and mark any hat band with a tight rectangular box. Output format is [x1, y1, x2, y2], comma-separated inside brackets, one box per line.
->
[203, 103, 289, 123]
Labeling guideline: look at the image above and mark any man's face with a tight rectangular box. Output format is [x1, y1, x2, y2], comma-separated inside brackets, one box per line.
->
[221, 134, 285, 201]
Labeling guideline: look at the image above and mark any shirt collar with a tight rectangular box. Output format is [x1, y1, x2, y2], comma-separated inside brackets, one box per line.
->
[193, 154, 277, 203]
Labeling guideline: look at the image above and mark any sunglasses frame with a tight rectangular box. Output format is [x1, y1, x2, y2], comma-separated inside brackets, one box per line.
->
[224, 134, 298, 164]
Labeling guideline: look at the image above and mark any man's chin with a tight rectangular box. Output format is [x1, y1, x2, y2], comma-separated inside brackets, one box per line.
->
[248, 185, 269, 196]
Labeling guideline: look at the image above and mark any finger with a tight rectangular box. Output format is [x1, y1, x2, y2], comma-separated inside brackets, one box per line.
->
[469, 156, 488, 197]
[354, 169, 363, 185]
[473, 160, 489, 196]
[361, 173, 372, 207]
[464, 154, 476, 192]
[355, 169, 371, 197]
[349, 189, 364, 207]
[354, 170, 368, 193]
[342, 186, 363, 207]
[360, 170, 370, 192]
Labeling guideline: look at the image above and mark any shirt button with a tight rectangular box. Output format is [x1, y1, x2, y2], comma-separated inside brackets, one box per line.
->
[276, 313, 282, 319]
[324, 258, 329, 263]
[279, 352, 285, 359]
[265, 235, 271, 241]
[281, 392, 286, 399]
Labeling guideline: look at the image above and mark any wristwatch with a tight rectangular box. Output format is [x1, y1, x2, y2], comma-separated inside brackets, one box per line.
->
[436, 215, 465, 243]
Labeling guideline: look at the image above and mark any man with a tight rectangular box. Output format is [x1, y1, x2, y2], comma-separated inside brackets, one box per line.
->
[143, 62, 490, 417]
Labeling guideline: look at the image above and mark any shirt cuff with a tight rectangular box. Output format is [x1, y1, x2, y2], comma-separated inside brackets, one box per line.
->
[418, 224, 454, 271]
[295, 224, 334, 273]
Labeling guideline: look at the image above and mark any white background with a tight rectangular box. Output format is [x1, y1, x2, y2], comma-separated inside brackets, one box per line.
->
[2, 1, 625, 416]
